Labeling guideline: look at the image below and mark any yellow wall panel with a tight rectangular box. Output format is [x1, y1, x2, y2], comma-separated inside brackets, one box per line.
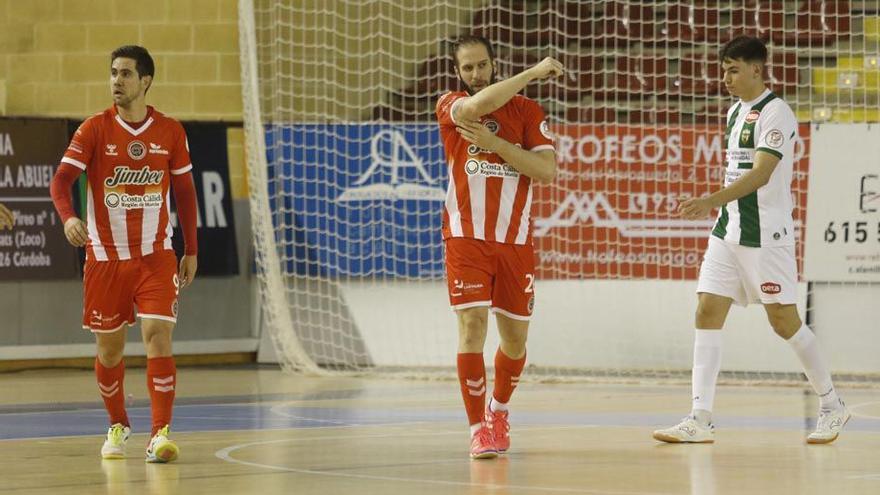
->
[34, 24, 88, 53]
[140, 24, 193, 52]
[34, 83, 89, 116]
[193, 24, 238, 53]
[7, 1, 61, 24]
[61, 54, 106, 83]
[6, 83, 36, 116]
[0, 23, 36, 54]
[163, 54, 218, 83]
[61, 0, 115, 23]
[6, 54, 61, 84]
[87, 24, 140, 53]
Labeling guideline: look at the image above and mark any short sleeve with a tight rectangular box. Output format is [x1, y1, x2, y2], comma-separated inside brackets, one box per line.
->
[170, 122, 193, 175]
[521, 99, 555, 152]
[436, 92, 467, 127]
[756, 104, 797, 160]
[61, 118, 96, 170]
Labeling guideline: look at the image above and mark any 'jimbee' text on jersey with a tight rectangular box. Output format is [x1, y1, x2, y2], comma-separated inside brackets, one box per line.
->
[713, 89, 798, 247]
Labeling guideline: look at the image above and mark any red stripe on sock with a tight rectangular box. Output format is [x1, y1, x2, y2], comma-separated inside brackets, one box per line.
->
[457, 353, 486, 425]
[95, 358, 129, 427]
[493, 348, 526, 405]
[146, 356, 176, 436]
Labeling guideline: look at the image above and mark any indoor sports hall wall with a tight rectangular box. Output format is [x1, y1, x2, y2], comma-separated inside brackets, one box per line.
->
[0, 0, 254, 364]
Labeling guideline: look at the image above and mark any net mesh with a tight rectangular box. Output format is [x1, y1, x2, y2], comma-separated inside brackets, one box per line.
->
[240, 0, 880, 383]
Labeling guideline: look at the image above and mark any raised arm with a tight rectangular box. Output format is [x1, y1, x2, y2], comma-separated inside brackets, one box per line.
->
[454, 57, 563, 122]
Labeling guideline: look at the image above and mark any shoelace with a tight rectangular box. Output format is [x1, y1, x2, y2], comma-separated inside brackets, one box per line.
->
[474, 427, 494, 446]
[108, 426, 125, 444]
[488, 411, 509, 435]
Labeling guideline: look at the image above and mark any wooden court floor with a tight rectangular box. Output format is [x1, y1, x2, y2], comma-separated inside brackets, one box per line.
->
[0, 366, 878, 495]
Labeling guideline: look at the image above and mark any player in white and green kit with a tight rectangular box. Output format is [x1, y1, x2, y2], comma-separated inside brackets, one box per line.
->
[653, 36, 849, 445]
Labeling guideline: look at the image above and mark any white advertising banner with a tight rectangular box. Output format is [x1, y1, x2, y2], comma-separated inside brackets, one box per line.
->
[804, 124, 880, 281]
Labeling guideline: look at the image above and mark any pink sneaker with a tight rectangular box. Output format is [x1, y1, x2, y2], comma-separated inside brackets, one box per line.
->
[485, 406, 510, 453]
[470, 424, 498, 459]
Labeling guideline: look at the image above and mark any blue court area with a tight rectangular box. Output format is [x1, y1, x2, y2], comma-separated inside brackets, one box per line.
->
[3, 386, 880, 441]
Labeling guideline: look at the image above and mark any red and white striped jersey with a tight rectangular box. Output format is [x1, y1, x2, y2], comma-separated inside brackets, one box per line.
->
[61, 106, 192, 261]
[436, 91, 554, 245]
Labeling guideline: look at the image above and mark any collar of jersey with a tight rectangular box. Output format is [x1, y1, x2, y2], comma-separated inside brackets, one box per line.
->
[739, 87, 772, 108]
[112, 105, 155, 136]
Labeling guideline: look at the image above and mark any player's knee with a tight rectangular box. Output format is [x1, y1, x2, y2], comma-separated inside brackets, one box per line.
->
[766, 309, 801, 339]
[694, 303, 724, 329]
[96, 346, 124, 367]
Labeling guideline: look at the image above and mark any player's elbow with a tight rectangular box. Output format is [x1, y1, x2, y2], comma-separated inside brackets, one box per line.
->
[455, 100, 483, 121]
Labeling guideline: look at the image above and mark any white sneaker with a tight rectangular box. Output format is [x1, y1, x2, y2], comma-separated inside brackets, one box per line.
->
[653, 416, 715, 443]
[145, 425, 179, 463]
[101, 423, 131, 459]
[807, 402, 851, 444]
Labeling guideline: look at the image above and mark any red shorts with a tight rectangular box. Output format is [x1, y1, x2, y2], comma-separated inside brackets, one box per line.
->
[444, 237, 536, 320]
[82, 250, 180, 333]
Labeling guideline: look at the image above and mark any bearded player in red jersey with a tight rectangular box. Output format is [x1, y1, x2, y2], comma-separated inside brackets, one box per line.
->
[436, 35, 562, 459]
[50, 45, 198, 463]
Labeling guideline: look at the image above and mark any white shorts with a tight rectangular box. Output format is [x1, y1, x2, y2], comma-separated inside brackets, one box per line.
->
[696, 236, 798, 307]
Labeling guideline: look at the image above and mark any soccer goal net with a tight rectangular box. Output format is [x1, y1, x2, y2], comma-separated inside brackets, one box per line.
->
[239, 0, 880, 382]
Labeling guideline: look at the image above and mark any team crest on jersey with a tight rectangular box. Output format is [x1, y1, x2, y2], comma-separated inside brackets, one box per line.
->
[127, 140, 146, 160]
[765, 129, 784, 148]
[483, 119, 500, 134]
[465, 159, 480, 175]
[744, 110, 761, 123]
[105, 144, 118, 156]
[539, 120, 554, 140]
[740, 128, 751, 144]
[104, 192, 121, 208]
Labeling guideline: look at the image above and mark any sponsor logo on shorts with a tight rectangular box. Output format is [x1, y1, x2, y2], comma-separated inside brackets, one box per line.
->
[527, 295, 535, 314]
[127, 140, 146, 160]
[761, 282, 782, 294]
[451, 279, 484, 297]
[89, 310, 121, 328]
[171, 300, 178, 317]
[744, 110, 760, 123]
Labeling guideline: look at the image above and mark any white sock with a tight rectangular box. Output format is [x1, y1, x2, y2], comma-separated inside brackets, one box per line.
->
[489, 397, 508, 413]
[469, 422, 481, 437]
[691, 329, 723, 421]
[786, 324, 841, 410]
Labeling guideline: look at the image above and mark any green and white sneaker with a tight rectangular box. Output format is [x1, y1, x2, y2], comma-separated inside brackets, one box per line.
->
[145, 425, 179, 463]
[101, 423, 131, 459]
[653, 416, 715, 443]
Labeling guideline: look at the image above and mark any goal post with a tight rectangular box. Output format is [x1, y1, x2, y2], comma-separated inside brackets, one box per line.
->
[240, 0, 879, 382]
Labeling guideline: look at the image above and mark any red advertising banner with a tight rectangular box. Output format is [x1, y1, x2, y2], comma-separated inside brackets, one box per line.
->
[532, 124, 810, 280]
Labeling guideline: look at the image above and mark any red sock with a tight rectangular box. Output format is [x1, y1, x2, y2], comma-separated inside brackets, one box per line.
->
[493, 348, 526, 405]
[457, 353, 487, 426]
[95, 358, 129, 426]
[146, 356, 176, 436]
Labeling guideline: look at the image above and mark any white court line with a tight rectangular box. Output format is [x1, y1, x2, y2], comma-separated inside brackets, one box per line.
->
[214, 424, 676, 495]
[847, 474, 880, 481]
[846, 400, 880, 420]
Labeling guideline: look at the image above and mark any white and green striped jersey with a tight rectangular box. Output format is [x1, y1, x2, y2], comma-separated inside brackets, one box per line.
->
[712, 88, 798, 247]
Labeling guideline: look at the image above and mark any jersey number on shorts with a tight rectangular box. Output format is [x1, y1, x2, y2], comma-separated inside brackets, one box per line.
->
[525, 274, 534, 293]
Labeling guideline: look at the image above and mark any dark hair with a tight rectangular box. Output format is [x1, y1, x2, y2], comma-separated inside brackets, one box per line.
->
[719, 35, 768, 64]
[450, 35, 496, 66]
[111, 45, 155, 82]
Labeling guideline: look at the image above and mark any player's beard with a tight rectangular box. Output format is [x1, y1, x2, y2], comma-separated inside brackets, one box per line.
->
[460, 68, 497, 96]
